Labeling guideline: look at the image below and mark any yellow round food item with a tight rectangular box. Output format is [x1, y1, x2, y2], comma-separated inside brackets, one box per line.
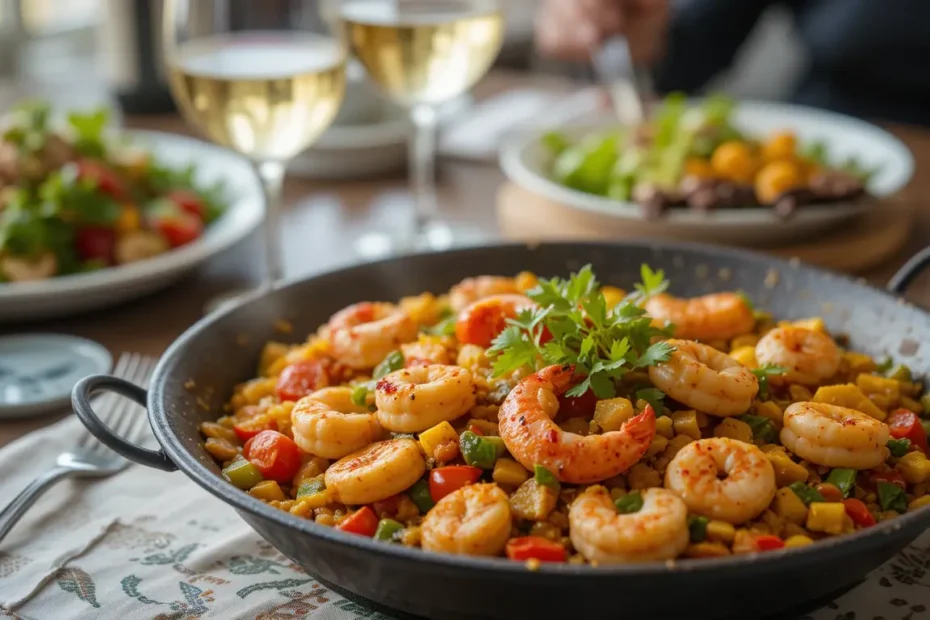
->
[684, 157, 716, 179]
[761, 131, 797, 162]
[710, 141, 756, 183]
[755, 160, 803, 203]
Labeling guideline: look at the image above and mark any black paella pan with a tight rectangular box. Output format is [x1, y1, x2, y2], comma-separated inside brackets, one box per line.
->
[72, 241, 930, 620]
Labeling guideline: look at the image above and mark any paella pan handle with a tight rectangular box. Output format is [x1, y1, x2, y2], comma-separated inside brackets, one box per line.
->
[72, 375, 178, 472]
[888, 247, 930, 295]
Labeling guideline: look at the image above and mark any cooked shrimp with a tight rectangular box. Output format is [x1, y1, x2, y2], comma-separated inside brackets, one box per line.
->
[401, 338, 450, 366]
[780, 402, 889, 469]
[290, 387, 380, 459]
[645, 293, 754, 341]
[755, 326, 840, 385]
[328, 302, 418, 369]
[375, 364, 477, 433]
[324, 438, 426, 505]
[448, 275, 519, 312]
[420, 483, 512, 556]
[569, 486, 689, 563]
[648, 339, 758, 417]
[498, 364, 655, 484]
[664, 438, 776, 524]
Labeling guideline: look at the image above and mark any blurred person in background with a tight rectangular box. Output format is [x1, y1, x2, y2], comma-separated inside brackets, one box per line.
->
[535, 0, 930, 127]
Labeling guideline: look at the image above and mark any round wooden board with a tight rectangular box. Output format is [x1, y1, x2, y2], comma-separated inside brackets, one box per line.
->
[496, 182, 913, 273]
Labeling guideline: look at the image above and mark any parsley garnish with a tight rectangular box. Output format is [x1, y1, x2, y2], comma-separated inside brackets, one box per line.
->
[751, 364, 787, 400]
[634, 388, 666, 414]
[488, 264, 675, 399]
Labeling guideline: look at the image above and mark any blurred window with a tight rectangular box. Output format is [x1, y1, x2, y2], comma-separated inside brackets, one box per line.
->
[0, 0, 99, 79]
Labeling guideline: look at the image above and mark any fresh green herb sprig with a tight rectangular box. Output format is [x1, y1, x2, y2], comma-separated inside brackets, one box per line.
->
[488, 264, 675, 399]
[752, 364, 788, 400]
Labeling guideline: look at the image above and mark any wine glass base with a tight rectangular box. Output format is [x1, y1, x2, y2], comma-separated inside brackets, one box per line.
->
[354, 222, 488, 260]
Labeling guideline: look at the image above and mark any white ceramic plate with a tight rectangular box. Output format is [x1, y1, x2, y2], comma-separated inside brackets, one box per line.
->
[0, 130, 263, 323]
[499, 100, 915, 246]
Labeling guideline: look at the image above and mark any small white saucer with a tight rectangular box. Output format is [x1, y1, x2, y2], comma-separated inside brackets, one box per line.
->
[0, 334, 112, 419]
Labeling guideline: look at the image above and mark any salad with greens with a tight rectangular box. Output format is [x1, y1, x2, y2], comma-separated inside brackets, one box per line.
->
[543, 93, 876, 218]
[0, 101, 227, 283]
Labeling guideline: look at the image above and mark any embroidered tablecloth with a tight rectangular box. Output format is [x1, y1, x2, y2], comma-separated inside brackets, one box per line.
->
[2, 414, 929, 619]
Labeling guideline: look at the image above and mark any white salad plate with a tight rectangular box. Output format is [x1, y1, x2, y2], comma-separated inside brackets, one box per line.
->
[0, 130, 263, 323]
[499, 100, 914, 246]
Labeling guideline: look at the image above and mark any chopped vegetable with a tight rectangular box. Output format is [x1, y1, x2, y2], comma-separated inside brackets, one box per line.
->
[459, 431, 506, 469]
[337, 506, 379, 537]
[249, 480, 286, 502]
[753, 534, 785, 551]
[870, 470, 906, 490]
[533, 465, 560, 493]
[614, 491, 644, 514]
[419, 421, 459, 460]
[428, 465, 482, 502]
[842, 498, 876, 528]
[373, 350, 405, 379]
[296, 477, 326, 498]
[824, 468, 857, 498]
[739, 414, 778, 444]
[222, 458, 263, 490]
[243, 430, 302, 483]
[408, 479, 436, 513]
[887, 364, 912, 382]
[374, 518, 405, 542]
[276, 360, 330, 402]
[806, 502, 847, 534]
[426, 315, 457, 337]
[877, 481, 908, 514]
[788, 481, 825, 506]
[887, 437, 912, 458]
[351, 383, 371, 407]
[505, 536, 566, 562]
[688, 515, 709, 542]
[887, 409, 928, 452]
[559, 388, 599, 418]
[750, 365, 787, 400]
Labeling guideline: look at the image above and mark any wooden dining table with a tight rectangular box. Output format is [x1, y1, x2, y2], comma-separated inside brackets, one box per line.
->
[2, 69, 930, 447]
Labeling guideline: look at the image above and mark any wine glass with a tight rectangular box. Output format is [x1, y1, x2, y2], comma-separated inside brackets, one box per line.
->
[338, 0, 504, 258]
[163, 0, 346, 302]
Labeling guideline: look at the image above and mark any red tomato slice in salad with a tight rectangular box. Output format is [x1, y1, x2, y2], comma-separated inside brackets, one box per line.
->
[147, 199, 204, 248]
[76, 158, 128, 201]
[167, 189, 208, 221]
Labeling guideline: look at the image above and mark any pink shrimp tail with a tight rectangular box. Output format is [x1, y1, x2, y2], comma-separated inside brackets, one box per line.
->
[623, 404, 657, 449]
[531, 364, 577, 396]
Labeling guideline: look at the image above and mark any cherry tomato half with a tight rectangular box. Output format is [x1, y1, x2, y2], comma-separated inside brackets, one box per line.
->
[275, 359, 331, 402]
[75, 226, 116, 263]
[505, 536, 567, 562]
[76, 158, 127, 200]
[337, 506, 379, 537]
[429, 465, 482, 502]
[455, 294, 534, 348]
[243, 430, 302, 483]
[887, 409, 928, 453]
[232, 416, 277, 442]
[753, 535, 785, 551]
[843, 498, 877, 528]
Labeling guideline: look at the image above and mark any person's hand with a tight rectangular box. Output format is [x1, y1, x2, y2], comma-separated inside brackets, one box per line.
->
[535, 0, 669, 65]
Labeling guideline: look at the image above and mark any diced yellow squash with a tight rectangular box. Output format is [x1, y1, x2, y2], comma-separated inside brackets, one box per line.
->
[492, 458, 529, 486]
[755, 400, 784, 428]
[806, 502, 847, 534]
[593, 397, 635, 432]
[201, 421, 238, 443]
[399, 292, 441, 326]
[773, 487, 808, 524]
[671, 410, 701, 440]
[705, 520, 736, 544]
[655, 415, 674, 439]
[627, 463, 661, 489]
[729, 346, 758, 369]
[812, 384, 886, 421]
[784, 535, 814, 548]
[908, 496, 930, 512]
[645, 435, 669, 458]
[663, 434, 694, 459]
[297, 489, 333, 510]
[856, 374, 900, 404]
[842, 351, 877, 374]
[897, 451, 930, 484]
[509, 479, 558, 521]
[788, 384, 813, 402]
[602, 285, 627, 308]
[731, 334, 760, 350]
[205, 438, 239, 462]
[766, 452, 810, 486]
[714, 418, 754, 443]
[793, 317, 825, 332]
[239, 377, 278, 405]
[249, 480, 286, 502]
[419, 421, 459, 459]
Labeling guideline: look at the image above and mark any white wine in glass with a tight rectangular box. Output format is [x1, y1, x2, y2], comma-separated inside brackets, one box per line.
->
[164, 1, 346, 299]
[340, 0, 504, 257]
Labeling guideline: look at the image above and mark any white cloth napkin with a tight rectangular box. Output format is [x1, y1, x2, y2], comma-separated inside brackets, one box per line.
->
[1, 414, 929, 619]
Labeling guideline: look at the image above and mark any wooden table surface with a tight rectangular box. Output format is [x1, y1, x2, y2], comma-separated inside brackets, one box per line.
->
[2, 70, 930, 446]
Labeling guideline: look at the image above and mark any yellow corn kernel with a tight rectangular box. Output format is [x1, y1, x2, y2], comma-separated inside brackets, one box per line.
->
[897, 451, 930, 484]
[901, 395, 923, 414]
[241, 378, 277, 405]
[705, 520, 736, 544]
[115, 204, 141, 233]
[645, 435, 669, 458]
[793, 317, 825, 332]
[259, 342, 290, 377]
[601, 285, 627, 308]
[714, 418, 754, 443]
[515, 271, 538, 292]
[806, 502, 847, 534]
[609, 487, 626, 501]
[684, 542, 731, 558]
[419, 421, 459, 459]
[492, 458, 529, 487]
[466, 418, 500, 435]
[457, 344, 489, 371]
[908, 495, 930, 512]
[627, 463, 661, 489]
[509, 480, 558, 521]
[560, 417, 589, 435]
[812, 384, 886, 421]
[266, 401, 296, 436]
[856, 373, 900, 403]
[655, 415, 674, 439]
[788, 384, 813, 402]
[297, 489, 334, 511]
[399, 292, 441, 326]
[784, 535, 814, 548]
[755, 400, 784, 428]
[593, 398, 635, 432]
[766, 452, 809, 487]
[664, 434, 694, 459]
[773, 487, 809, 524]
[731, 529, 757, 554]
[842, 351, 877, 374]
[671, 410, 701, 440]
[249, 480, 286, 502]
[292, 459, 330, 487]
[729, 346, 758, 369]
[731, 334, 760, 350]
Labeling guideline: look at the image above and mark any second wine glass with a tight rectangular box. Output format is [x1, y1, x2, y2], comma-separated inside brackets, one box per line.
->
[340, 0, 505, 258]
[163, 0, 346, 296]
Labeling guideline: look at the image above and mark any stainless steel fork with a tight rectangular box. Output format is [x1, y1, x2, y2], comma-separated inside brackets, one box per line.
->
[0, 353, 156, 545]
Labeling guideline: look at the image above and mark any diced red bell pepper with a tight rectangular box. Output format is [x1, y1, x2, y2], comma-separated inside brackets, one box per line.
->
[75, 226, 116, 264]
[887, 409, 928, 453]
[372, 494, 401, 518]
[870, 469, 907, 491]
[337, 506, 379, 537]
[243, 430, 302, 483]
[753, 535, 785, 551]
[843, 498, 877, 528]
[558, 388, 598, 418]
[428, 465, 482, 502]
[505, 536, 567, 562]
[467, 423, 485, 436]
[275, 359, 330, 402]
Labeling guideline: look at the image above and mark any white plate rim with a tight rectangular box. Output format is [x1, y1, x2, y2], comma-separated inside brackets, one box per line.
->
[498, 99, 915, 227]
[0, 129, 263, 301]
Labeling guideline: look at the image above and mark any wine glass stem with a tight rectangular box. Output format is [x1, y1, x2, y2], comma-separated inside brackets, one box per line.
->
[409, 103, 439, 236]
[254, 160, 286, 289]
